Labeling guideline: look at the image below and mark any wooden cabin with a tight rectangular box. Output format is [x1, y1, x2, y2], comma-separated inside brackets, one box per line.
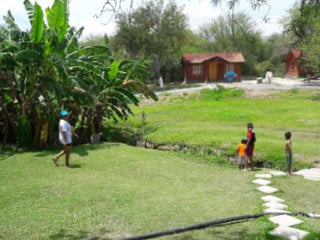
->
[285, 49, 304, 77]
[182, 52, 245, 83]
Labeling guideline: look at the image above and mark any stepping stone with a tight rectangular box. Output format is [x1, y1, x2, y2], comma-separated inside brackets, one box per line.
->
[270, 171, 287, 177]
[263, 202, 288, 209]
[269, 214, 302, 227]
[270, 226, 309, 240]
[255, 173, 272, 179]
[257, 185, 278, 194]
[302, 175, 320, 181]
[264, 208, 290, 214]
[295, 168, 320, 181]
[252, 179, 271, 185]
[261, 195, 285, 203]
[308, 212, 320, 218]
[295, 169, 309, 175]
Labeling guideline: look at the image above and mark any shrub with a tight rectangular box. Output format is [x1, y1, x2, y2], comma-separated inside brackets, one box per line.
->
[200, 86, 244, 101]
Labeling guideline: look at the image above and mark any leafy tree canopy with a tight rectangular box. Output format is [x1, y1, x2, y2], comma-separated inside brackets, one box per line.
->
[284, 1, 320, 73]
[112, 0, 188, 82]
[198, 12, 263, 75]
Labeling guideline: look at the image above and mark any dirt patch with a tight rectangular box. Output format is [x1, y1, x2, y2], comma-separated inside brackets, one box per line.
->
[139, 77, 320, 102]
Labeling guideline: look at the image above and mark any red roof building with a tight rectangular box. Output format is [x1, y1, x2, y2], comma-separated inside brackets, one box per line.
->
[182, 52, 245, 83]
[285, 49, 304, 77]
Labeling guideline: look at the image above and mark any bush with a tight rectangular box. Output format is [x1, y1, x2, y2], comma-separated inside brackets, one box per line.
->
[255, 61, 273, 77]
[200, 86, 244, 101]
[102, 122, 137, 145]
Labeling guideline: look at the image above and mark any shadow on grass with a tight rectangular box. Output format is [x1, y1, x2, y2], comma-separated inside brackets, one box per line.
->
[47, 225, 320, 240]
[0, 142, 122, 161]
[0, 145, 18, 161]
[208, 230, 283, 240]
[74, 142, 121, 158]
[69, 163, 81, 169]
[49, 227, 120, 240]
[54, 164, 82, 168]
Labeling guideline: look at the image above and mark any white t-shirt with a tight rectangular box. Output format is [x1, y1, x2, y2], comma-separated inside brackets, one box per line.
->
[59, 119, 72, 144]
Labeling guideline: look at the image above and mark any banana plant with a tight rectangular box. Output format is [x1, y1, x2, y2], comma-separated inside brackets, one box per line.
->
[0, 0, 157, 148]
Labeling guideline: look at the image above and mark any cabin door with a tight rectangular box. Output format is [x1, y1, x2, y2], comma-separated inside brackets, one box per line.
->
[209, 62, 218, 81]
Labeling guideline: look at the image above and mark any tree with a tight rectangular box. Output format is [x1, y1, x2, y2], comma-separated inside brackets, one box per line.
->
[299, 20, 320, 73]
[0, 0, 157, 148]
[98, 0, 269, 15]
[198, 12, 263, 75]
[261, 33, 293, 76]
[180, 29, 207, 54]
[284, 1, 320, 73]
[112, 0, 188, 83]
[99, 0, 320, 17]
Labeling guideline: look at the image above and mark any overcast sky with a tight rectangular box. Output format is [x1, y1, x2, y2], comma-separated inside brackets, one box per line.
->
[0, 0, 295, 40]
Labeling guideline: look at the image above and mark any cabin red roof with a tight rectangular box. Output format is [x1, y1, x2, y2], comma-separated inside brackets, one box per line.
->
[182, 52, 245, 64]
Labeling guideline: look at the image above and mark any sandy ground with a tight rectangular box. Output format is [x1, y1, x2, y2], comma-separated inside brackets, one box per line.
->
[157, 77, 320, 97]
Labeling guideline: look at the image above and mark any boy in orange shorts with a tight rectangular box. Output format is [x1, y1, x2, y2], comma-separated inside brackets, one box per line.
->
[237, 138, 247, 170]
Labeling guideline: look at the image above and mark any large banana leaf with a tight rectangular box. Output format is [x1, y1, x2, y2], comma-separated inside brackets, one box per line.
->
[108, 61, 120, 81]
[24, 0, 34, 22]
[67, 45, 111, 60]
[13, 49, 41, 62]
[46, 0, 68, 43]
[123, 79, 158, 101]
[2, 11, 20, 31]
[0, 52, 13, 62]
[65, 27, 84, 53]
[104, 35, 115, 62]
[24, 0, 44, 43]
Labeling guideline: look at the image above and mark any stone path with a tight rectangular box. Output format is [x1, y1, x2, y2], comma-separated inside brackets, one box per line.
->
[295, 168, 320, 181]
[253, 170, 310, 240]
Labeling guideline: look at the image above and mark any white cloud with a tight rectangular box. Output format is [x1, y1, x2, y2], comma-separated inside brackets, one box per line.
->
[256, 16, 284, 36]
[182, 0, 224, 32]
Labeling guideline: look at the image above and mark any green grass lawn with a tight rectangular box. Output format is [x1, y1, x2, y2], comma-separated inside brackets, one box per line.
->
[127, 88, 320, 170]
[1, 143, 320, 239]
[2, 87, 320, 239]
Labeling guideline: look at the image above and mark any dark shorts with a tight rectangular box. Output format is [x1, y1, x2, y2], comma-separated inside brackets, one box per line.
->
[62, 143, 72, 147]
[246, 144, 254, 156]
[286, 153, 292, 165]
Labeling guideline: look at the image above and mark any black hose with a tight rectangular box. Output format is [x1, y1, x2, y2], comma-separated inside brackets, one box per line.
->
[116, 212, 311, 240]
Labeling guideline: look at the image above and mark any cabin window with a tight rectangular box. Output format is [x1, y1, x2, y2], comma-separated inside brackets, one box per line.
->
[226, 64, 234, 72]
[192, 65, 202, 75]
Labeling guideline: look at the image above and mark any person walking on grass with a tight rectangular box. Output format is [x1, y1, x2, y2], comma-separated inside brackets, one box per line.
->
[285, 131, 292, 175]
[237, 138, 247, 170]
[52, 110, 78, 167]
[246, 122, 256, 170]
